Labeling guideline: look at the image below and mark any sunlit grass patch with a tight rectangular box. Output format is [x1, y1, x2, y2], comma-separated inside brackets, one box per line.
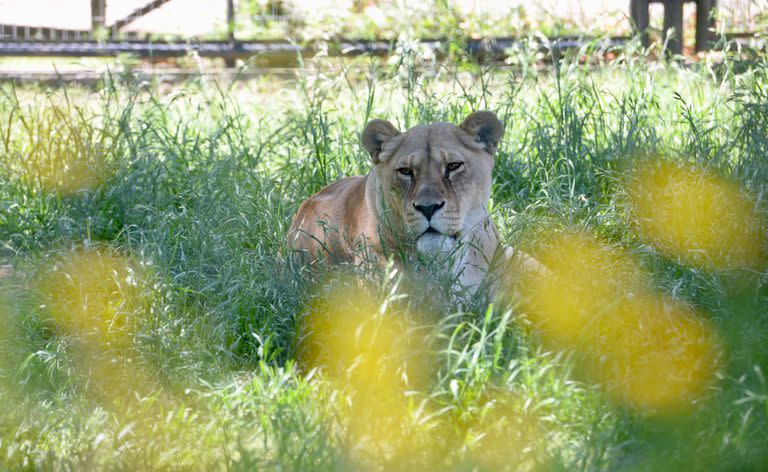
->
[465, 389, 549, 471]
[0, 287, 24, 398]
[628, 160, 767, 272]
[14, 144, 110, 196]
[0, 90, 120, 196]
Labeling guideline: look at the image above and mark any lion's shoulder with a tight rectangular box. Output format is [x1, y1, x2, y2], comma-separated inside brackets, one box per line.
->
[288, 175, 375, 263]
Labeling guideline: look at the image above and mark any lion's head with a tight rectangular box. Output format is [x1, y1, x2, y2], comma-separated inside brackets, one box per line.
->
[362, 111, 504, 255]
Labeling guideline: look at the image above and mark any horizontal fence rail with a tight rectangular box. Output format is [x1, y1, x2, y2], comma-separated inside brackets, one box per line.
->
[0, 25, 93, 41]
[0, 37, 629, 60]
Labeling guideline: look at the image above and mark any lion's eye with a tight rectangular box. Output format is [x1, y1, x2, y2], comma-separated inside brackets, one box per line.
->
[397, 167, 413, 177]
[446, 162, 463, 172]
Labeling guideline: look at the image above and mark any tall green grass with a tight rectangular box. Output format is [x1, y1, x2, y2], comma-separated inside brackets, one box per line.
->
[0, 42, 767, 470]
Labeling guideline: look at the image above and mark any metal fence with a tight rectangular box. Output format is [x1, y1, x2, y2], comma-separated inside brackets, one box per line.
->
[0, 0, 764, 66]
[0, 0, 764, 42]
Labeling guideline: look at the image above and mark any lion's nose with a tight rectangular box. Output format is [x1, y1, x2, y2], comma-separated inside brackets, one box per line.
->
[413, 201, 445, 221]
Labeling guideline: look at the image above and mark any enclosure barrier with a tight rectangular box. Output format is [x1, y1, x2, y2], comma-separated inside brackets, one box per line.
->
[0, 37, 627, 61]
[0, 0, 763, 66]
[630, 0, 717, 54]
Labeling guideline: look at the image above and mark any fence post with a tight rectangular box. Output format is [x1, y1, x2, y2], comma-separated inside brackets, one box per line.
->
[226, 0, 236, 67]
[90, 0, 106, 38]
[695, 0, 716, 51]
[630, 0, 651, 48]
[663, 0, 684, 55]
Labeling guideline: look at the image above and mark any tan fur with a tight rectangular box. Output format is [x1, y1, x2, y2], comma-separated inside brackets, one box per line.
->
[287, 111, 536, 292]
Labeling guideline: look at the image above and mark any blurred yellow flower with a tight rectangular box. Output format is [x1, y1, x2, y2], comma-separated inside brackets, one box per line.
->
[38, 247, 139, 348]
[37, 247, 151, 401]
[591, 292, 718, 411]
[300, 276, 433, 466]
[521, 231, 720, 414]
[628, 161, 767, 271]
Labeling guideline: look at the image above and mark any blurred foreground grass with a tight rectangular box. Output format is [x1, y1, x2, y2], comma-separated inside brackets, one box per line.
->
[1, 41, 767, 470]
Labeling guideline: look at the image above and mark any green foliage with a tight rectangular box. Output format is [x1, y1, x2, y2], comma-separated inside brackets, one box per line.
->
[234, 0, 622, 41]
[0, 44, 767, 470]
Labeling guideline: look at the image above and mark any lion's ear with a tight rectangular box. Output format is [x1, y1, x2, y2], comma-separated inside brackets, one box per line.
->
[362, 119, 400, 163]
[460, 111, 504, 155]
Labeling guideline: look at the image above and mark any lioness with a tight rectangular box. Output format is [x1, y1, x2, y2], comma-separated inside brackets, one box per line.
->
[287, 111, 535, 294]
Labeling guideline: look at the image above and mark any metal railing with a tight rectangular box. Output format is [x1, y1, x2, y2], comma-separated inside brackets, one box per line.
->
[0, 0, 764, 57]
